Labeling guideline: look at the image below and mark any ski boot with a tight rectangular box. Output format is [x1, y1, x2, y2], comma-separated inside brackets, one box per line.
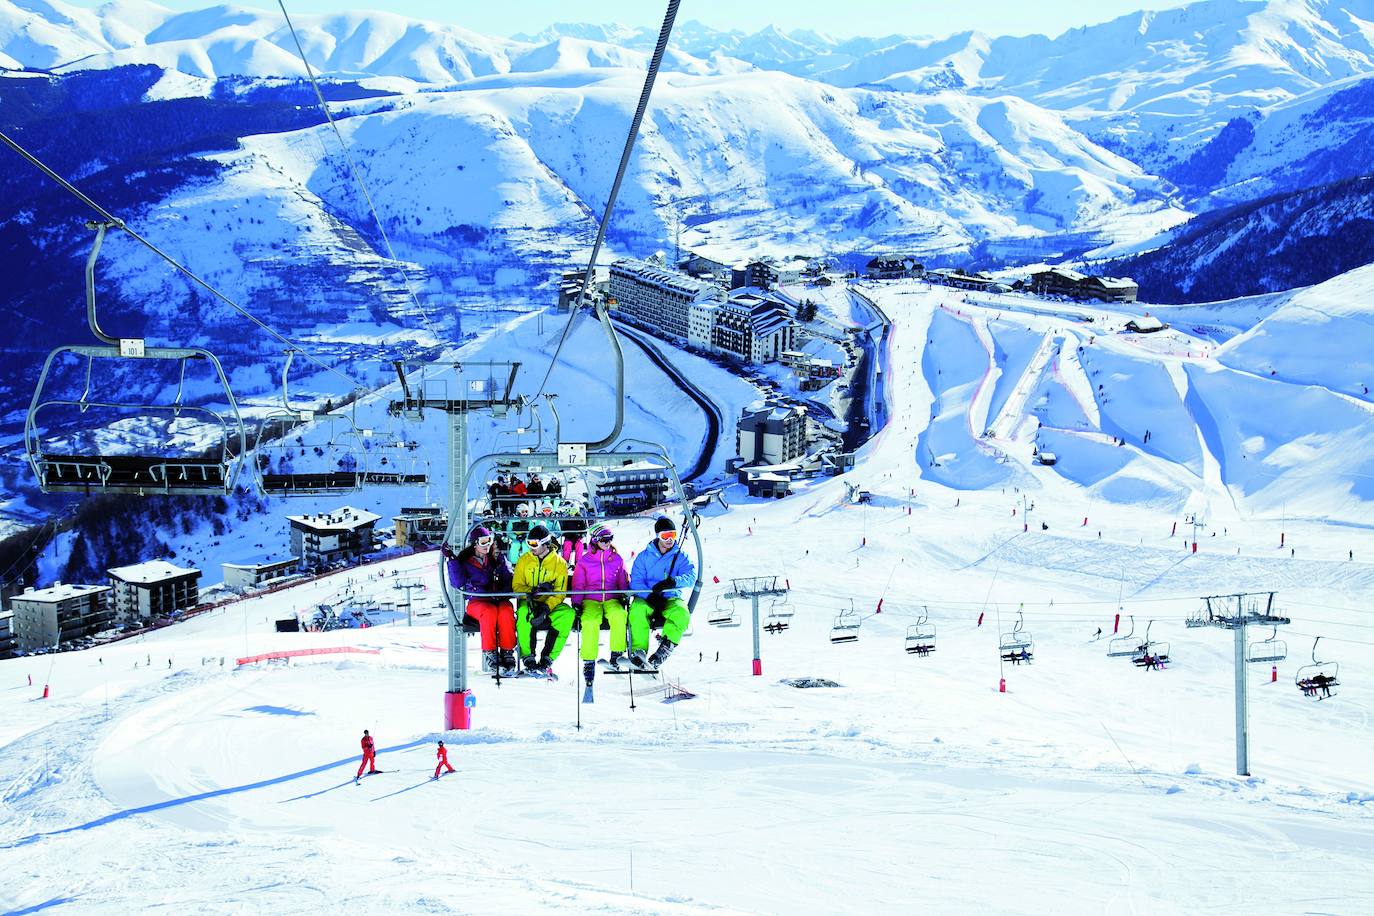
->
[583, 660, 596, 687]
[628, 649, 651, 671]
[648, 638, 677, 669]
[480, 650, 499, 674]
[520, 653, 540, 674]
[498, 649, 517, 678]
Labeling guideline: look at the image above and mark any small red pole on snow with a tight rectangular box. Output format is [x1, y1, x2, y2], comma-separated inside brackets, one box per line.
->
[999, 678, 1006, 694]
[876, 598, 884, 613]
[1191, 541, 1197, 554]
[42, 685, 49, 699]
[712, 576, 720, 584]
[977, 612, 984, 627]
[1271, 665, 1277, 683]
[1082, 517, 1088, 526]
[748, 527, 752, 535]
[1113, 613, 1120, 634]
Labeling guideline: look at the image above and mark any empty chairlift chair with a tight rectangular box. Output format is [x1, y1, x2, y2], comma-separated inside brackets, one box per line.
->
[254, 351, 369, 496]
[830, 602, 862, 644]
[709, 595, 741, 628]
[1107, 615, 1141, 658]
[1246, 626, 1287, 664]
[1295, 637, 1339, 699]
[26, 221, 246, 497]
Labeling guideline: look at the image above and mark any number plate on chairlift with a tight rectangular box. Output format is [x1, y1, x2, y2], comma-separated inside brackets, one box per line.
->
[559, 443, 586, 465]
[119, 338, 146, 357]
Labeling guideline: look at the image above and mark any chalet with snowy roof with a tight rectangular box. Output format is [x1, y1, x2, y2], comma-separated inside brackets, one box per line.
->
[1030, 267, 1088, 298]
[221, 555, 300, 592]
[866, 256, 922, 279]
[393, 506, 448, 548]
[713, 292, 797, 364]
[9, 582, 113, 652]
[557, 266, 608, 311]
[732, 259, 780, 291]
[107, 560, 201, 623]
[287, 507, 381, 571]
[1125, 314, 1167, 333]
[1083, 276, 1139, 303]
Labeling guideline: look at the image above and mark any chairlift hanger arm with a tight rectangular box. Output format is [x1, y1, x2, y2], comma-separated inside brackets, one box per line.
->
[0, 128, 363, 391]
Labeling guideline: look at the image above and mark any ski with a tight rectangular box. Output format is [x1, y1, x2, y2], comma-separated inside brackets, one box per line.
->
[598, 658, 626, 673]
[602, 666, 658, 677]
[583, 684, 595, 704]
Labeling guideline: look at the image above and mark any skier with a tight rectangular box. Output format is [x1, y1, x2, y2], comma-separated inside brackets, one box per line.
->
[444, 525, 517, 676]
[433, 740, 455, 779]
[570, 525, 629, 689]
[356, 729, 378, 783]
[537, 502, 562, 546]
[560, 503, 589, 567]
[505, 503, 534, 564]
[627, 515, 697, 671]
[488, 473, 511, 514]
[512, 524, 575, 674]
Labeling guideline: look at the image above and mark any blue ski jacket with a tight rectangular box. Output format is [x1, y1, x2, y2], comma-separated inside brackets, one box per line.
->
[629, 538, 697, 600]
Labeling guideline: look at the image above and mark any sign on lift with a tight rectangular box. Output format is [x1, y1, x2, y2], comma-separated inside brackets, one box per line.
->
[559, 443, 587, 466]
[119, 338, 146, 358]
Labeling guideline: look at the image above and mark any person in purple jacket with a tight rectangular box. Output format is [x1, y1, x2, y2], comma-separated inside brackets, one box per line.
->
[570, 524, 630, 687]
[443, 525, 516, 676]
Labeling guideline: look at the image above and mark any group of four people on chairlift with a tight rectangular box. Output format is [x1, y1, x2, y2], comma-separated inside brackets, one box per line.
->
[443, 514, 695, 688]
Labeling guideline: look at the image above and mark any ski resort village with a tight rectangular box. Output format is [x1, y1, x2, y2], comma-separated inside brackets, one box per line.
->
[1, 0, 1373, 912]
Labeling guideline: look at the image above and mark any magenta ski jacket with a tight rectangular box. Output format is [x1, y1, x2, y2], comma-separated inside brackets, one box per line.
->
[568, 546, 629, 605]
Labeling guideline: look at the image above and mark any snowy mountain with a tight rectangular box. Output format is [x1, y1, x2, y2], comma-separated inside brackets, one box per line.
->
[1104, 175, 1374, 302]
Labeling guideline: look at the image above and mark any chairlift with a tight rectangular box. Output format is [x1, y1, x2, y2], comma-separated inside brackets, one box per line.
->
[1246, 626, 1287, 664]
[999, 607, 1033, 661]
[255, 351, 369, 496]
[26, 221, 247, 496]
[709, 595, 741, 628]
[765, 594, 795, 622]
[830, 601, 862, 644]
[1295, 637, 1339, 699]
[1131, 620, 1170, 669]
[905, 606, 936, 655]
[360, 418, 430, 487]
[1107, 615, 1140, 657]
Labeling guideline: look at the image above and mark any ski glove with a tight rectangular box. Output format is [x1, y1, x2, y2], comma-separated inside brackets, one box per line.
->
[652, 577, 677, 592]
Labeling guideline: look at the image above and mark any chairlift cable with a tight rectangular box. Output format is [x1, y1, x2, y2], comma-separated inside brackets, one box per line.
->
[276, 0, 442, 346]
[0, 128, 363, 391]
[532, 0, 680, 405]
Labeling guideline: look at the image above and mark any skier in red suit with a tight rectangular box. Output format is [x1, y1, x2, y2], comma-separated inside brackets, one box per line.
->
[433, 740, 455, 779]
[355, 729, 378, 782]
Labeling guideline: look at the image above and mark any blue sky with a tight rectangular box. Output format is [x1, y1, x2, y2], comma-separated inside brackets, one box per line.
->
[64, 1, 1192, 40]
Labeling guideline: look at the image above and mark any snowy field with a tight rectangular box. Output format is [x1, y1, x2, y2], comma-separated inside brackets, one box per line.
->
[4, 278, 1374, 913]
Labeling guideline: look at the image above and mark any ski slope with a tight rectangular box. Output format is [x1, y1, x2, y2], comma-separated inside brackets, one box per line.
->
[4, 278, 1374, 913]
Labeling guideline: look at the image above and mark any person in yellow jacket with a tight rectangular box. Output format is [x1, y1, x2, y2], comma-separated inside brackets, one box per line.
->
[511, 524, 575, 674]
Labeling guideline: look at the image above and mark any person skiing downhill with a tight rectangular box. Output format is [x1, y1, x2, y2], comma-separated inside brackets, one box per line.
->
[433, 740, 455, 779]
[627, 515, 697, 670]
[355, 729, 378, 783]
[512, 524, 575, 674]
[569, 524, 629, 687]
[444, 525, 517, 676]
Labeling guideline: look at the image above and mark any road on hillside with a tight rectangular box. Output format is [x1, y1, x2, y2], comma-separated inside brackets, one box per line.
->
[842, 286, 892, 449]
[611, 321, 723, 484]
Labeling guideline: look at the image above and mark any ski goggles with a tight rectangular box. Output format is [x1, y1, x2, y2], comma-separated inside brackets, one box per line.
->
[594, 531, 614, 543]
[656, 530, 678, 542]
[474, 535, 494, 547]
[526, 536, 549, 548]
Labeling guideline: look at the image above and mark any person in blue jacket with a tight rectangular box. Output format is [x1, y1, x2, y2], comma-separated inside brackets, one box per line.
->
[627, 515, 696, 670]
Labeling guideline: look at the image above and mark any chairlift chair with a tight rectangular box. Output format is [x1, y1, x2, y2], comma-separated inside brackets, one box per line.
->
[765, 595, 795, 622]
[999, 608, 1033, 660]
[1107, 615, 1140, 657]
[830, 602, 862, 644]
[905, 607, 936, 655]
[1295, 637, 1339, 699]
[1246, 626, 1288, 664]
[1131, 620, 1170, 668]
[254, 351, 369, 496]
[709, 595, 741, 628]
[26, 221, 247, 496]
